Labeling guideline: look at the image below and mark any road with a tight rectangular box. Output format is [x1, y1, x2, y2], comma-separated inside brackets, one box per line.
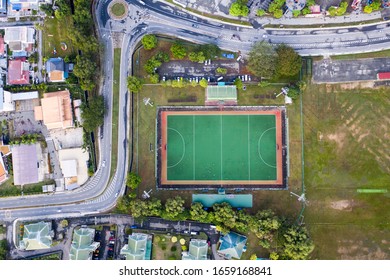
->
[2, 0, 390, 222]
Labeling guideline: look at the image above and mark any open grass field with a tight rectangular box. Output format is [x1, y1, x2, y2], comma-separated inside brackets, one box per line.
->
[42, 17, 76, 58]
[151, 233, 190, 260]
[133, 84, 302, 219]
[160, 110, 282, 185]
[110, 48, 121, 178]
[303, 84, 390, 259]
[330, 49, 390, 60]
[111, 3, 126, 17]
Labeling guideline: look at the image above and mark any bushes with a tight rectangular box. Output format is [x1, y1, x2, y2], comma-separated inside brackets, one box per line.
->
[229, 0, 249, 17]
[141, 34, 158, 50]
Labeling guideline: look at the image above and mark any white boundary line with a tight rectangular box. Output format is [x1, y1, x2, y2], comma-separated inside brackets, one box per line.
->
[220, 115, 223, 181]
[257, 127, 277, 169]
[167, 128, 186, 169]
[193, 115, 195, 180]
[248, 115, 251, 180]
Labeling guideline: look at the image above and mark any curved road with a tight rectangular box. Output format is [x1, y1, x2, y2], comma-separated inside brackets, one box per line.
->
[1, 0, 390, 222]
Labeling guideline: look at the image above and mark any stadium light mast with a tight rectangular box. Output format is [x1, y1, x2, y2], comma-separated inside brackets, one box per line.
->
[290, 192, 308, 205]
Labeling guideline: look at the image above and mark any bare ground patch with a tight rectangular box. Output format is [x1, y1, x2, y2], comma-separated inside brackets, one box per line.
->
[330, 200, 356, 211]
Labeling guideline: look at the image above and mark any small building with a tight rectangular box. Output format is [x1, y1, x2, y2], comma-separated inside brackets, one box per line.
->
[11, 143, 39, 185]
[69, 227, 100, 260]
[0, 88, 15, 112]
[58, 147, 89, 189]
[0, 0, 7, 16]
[46, 57, 67, 82]
[19, 221, 53, 250]
[182, 239, 208, 260]
[206, 85, 237, 106]
[34, 90, 73, 130]
[120, 233, 152, 260]
[8, 58, 30, 85]
[217, 231, 247, 260]
[8, 0, 39, 17]
[4, 26, 35, 52]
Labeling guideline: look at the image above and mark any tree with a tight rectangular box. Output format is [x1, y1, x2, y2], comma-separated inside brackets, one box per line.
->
[234, 78, 243, 90]
[141, 34, 158, 50]
[154, 51, 170, 63]
[302, 7, 311, 15]
[257, 9, 266, 17]
[216, 67, 227, 75]
[40, 4, 54, 16]
[269, 252, 279, 260]
[229, 0, 249, 17]
[273, 9, 283, 19]
[292, 10, 301, 18]
[250, 254, 258, 260]
[73, 55, 97, 91]
[287, 86, 300, 99]
[363, 5, 373, 13]
[371, 0, 381, 10]
[126, 172, 141, 190]
[281, 226, 314, 260]
[144, 58, 162, 74]
[54, 0, 71, 20]
[198, 44, 221, 59]
[251, 210, 280, 248]
[199, 78, 208, 88]
[275, 44, 302, 77]
[0, 240, 7, 260]
[328, 6, 337, 17]
[81, 95, 105, 132]
[127, 76, 143, 93]
[145, 199, 163, 217]
[164, 196, 185, 220]
[213, 203, 236, 229]
[170, 42, 187, 59]
[190, 203, 208, 222]
[150, 73, 159, 84]
[129, 199, 148, 218]
[248, 41, 277, 78]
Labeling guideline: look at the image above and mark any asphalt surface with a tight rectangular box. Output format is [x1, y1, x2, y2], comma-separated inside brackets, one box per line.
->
[2, 0, 390, 223]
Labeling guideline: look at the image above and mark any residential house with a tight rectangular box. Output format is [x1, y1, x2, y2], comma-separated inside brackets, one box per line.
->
[19, 221, 53, 250]
[11, 143, 40, 185]
[58, 147, 89, 190]
[217, 231, 247, 260]
[46, 57, 67, 82]
[182, 239, 208, 260]
[120, 233, 152, 260]
[8, 0, 39, 17]
[0, 0, 6, 16]
[69, 227, 100, 260]
[34, 90, 73, 130]
[0, 87, 15, 112]
[4, 26, 35, 53]
[8, 58, 30, 85]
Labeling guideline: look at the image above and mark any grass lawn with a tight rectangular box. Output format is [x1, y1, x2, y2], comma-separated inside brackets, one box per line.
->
[111, 3, 126, 17]
[28, 252, 62, 260]
[0, 177, 55, 197]
[110, 48, 121, 178]
[42, 16, 76, 58]
[151, 233, 190, 260]
[303, 84, 390, 259]
[331, 49, 390, 60]
[0, 225, 5, 234]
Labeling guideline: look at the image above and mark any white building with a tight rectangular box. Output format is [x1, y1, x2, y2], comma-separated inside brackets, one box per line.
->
[4, 26, 35, 52]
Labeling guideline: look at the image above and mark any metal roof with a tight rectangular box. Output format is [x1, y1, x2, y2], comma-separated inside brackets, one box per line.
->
[206, 85, 237, 101]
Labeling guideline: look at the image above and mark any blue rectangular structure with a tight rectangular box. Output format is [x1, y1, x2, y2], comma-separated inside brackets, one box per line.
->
[192, 193, 253, 208]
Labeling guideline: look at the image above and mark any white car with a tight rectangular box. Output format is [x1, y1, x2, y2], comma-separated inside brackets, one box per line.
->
[102, 160, 106, 167]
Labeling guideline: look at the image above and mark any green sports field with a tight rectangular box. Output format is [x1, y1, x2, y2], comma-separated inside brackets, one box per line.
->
[160, 110, 283, 185]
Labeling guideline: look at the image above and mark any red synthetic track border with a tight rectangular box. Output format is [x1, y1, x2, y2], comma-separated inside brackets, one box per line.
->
[160, 110, 283, 185]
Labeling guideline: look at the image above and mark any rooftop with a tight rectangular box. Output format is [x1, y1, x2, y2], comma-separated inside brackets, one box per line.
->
[34, 90, 73, 130]
[19, 221, 53, 250]
[8, 59, 30, 85]
[11, 143, 39, 185]
[120, 233, 152, 260]
[218, 231, 247, 260]
[69, 227, 100, 260]
[182, 239, 208, 260]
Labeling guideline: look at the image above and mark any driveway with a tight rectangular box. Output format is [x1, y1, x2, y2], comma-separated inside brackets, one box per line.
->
[313, 57, 390, 83]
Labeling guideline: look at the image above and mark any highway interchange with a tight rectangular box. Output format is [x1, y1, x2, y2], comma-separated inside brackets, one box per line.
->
[1, 0, 390, 223]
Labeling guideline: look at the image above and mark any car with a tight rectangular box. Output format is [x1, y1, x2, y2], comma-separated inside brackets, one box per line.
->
[207, 77, 210, 82]
[192, 23, 199, 28]
[237, 55, 242, 62]
[130, 225, 138, 229]
[190, 231, 198, 235]
[102, 160, 106, 167]
[162, 76, 166, 81]
[183, 230, 189, 234]
[383, 16, 390, 21]
[115, 191, 119, 197]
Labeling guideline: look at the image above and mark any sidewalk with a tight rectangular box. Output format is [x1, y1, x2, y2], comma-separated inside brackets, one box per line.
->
[169, 0, 384, 27]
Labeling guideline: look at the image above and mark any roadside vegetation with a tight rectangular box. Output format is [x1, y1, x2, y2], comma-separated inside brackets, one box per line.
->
[28, 253, 62, 260]
[0, 240, 7, 260]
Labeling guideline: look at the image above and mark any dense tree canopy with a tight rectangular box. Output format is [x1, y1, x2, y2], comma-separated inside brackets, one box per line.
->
[81, 95, 105, 132]
[142, 34, 158, 50]
[0, 240, 7, 260]
[281, 226, 315, 260]
[170, 42, 187, 59]
[190, 203, 209, 222]
[275, 44, 302, 77]
[229, 0, 249, 17]
[73, 55, 97, 91]
[126, 172, 141, 190]
[164, 196, 185, 220]
[213, 203, 237, 229]
[127, 76, 144, 93]
[247, 41, 277, 78]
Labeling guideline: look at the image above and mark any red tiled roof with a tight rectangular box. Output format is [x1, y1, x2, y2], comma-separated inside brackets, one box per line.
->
[377, 72, 390, 80]
[8, 59, 30, 85]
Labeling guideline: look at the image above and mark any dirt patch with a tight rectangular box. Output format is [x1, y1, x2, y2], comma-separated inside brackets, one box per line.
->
[357, 132, 370, 142]
[327, 130, 346, 149]
[339, 81, 375, 90]
[330, 200, 355, 211]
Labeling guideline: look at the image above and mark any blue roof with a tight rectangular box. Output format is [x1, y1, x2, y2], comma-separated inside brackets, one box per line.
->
[11, 3, 21, 10]
[192, 194, 253, 208]
[218, 232, 247, 259]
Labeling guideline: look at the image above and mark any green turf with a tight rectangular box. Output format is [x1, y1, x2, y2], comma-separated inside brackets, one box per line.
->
[42, 17, 76, 58]
[111, 3, 126, 17]
[166, 114, 277, 181]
